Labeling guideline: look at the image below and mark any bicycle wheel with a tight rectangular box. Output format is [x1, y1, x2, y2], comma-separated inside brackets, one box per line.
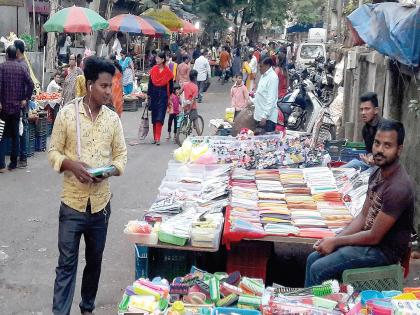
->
[175, 118, 190, 146]
[192, 115, 205, 136]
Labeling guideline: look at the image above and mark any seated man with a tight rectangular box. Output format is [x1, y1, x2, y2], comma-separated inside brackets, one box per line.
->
[343, 92, 382, 171]
[305, 119, 415, 287]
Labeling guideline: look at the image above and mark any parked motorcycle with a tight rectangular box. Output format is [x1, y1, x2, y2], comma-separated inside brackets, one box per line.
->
[278, 79, 336, 144]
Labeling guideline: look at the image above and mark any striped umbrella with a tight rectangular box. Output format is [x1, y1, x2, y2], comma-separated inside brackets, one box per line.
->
[43, 5, 109, 33]
[108, 14, 156, 35]
[141, 16, 172, 37]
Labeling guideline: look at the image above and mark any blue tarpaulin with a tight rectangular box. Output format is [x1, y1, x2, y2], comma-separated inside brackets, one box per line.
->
[347, 3, 420, 67]
[287, 22, 323, 34]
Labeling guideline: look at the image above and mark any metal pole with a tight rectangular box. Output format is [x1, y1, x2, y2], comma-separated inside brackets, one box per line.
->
[16, 6, 19, 36]
[359, 0, 364, 8]
[42, 46, 46, 90]
[32, 0, 36, 50]
[336, 0, 343, 37]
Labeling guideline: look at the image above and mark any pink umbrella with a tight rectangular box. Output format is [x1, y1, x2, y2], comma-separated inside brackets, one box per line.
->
[171, 19, 199, 34]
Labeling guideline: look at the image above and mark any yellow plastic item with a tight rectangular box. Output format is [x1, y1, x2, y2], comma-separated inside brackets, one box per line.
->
[392, 293, 417, 300]
[190, 143, 209, 162]
[133, 284, 161, 301]
[225, 107, 235, 123]
[174, 147, 189, 163]
[128, 295, 158, 312]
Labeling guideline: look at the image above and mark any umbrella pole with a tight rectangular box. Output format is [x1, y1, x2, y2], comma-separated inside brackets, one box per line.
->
[42, 45, 46, 90]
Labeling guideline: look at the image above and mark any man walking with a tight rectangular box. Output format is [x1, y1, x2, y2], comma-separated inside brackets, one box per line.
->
[14, 39, 32, 168]
[0, 45, 34, 172]
[48, 56, 127, 315]
[193, 49, 211, 103]
[219, 46, 231, 84]
[253, 57, 278, 133]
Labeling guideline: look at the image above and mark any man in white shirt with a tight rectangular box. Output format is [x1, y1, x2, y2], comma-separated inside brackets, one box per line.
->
[112, 32, 123, 61]
[47, 73, 62, 93]
[193, 49, 211, 103]
[249, 52, 258, 91]
[253, 57, 278, 133]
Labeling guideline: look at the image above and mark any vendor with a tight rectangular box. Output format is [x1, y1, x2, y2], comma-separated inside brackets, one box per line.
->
[47, 73, 62, 93]
[342, 92, 382, 171]
[305, 119, 415, 287]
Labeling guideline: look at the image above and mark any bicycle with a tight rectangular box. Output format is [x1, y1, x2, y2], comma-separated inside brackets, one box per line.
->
[175, 109, 204, 146]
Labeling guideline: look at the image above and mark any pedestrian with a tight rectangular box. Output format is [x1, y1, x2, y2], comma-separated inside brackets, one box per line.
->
[231, 48, 242, 77]
[230, 74, 249, 118]
[112, 32, 124, 60]
[219, 46, 231, 84]
[149, 50, 157, 68]
[253, 57, 278, 133]
[14, 39, 32, 169]
[110, 54, 124, 117]
[48, 56, 127, 315]
[167, 53, 178, 78]
[58, 35, 72, 64]
[193, 49, 211, 103]
[182, 70, 200, 132]
[176, 55, 191, 87]
[166, 84, 181, 141]
[119, 50, 135, 95]
[47, 73, 62, 93]
[148, 52, 174, 145]
[62, 54, 83, 105]
[192, 44, 201, 62]
[242, 53, 253, 91]
[249, 51, 258, 91]
[274, 52, 289, 99]
[0, 45, 34, 171]
[306, 120, 414, 287]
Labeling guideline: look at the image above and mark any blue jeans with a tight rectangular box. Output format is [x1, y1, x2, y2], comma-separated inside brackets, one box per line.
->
[52, 202, 110, 315]
[341, 158, 370, 171]
[197, 80, 205, 100]
[305, 246, 390, 287]
[0, 113, 20, 168]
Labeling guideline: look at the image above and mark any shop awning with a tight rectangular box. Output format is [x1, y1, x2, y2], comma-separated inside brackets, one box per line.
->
[0, 0, 24, 6]
[286, 22, 323, 34]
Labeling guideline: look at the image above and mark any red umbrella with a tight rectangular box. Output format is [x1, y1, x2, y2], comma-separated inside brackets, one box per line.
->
[171, 19, 199, 34]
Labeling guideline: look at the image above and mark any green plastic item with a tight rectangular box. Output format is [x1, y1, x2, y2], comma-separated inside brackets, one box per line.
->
[345, 141, 366, 149]
[214, 272, 228, 281]
[158, 230, 188, 246]
[342, 264, 404, 291]
[313, 296, 338, 310]
[159, 298, 169, 311]
[118, 293, 130, 312]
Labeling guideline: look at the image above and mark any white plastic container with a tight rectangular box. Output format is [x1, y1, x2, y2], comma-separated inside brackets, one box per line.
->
[124, 230, 158, 245]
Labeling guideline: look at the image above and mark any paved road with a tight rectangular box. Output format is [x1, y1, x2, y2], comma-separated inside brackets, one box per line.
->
[0, 79, 229, 315]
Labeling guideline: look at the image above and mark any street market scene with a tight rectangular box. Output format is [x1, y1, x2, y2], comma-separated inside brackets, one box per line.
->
[0, 0, 420, 314]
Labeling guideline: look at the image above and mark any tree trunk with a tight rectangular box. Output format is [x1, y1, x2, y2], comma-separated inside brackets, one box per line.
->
[237, 8, 247, 44]
[233, 11, 239, 46]
[46, 0, 59, 73]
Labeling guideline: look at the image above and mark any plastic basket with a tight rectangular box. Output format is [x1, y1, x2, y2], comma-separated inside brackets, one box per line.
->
[135, 245, 149, 280]
[345, 141, 366, 150]
[123, 99, 138, 112]
[226, 241, 272, 282]
[340, 148, 367, 162]
[158, 230, 188, 246]
[149, 248, 195, 281]
[36, 116, 48, 136]
[342, 264, 404, 291]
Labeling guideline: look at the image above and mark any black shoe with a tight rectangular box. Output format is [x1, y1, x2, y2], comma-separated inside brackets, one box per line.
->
[7, 162, 17, 171]
[156, 141, 160, 146]
[18, 159, 27, 168]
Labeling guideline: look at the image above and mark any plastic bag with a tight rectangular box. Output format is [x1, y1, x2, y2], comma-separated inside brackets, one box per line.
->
[19, 118, 23, 136]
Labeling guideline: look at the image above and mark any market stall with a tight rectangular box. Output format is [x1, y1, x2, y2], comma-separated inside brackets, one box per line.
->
[119, 133, 418, 314]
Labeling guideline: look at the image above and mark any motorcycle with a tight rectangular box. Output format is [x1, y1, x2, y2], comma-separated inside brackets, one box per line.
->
[278, 79, 336, 145]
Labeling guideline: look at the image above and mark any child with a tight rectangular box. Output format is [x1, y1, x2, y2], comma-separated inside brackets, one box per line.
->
[182, 70, 200, 132]
[230, 74, 249, 118]
[167, 84, 181, 140]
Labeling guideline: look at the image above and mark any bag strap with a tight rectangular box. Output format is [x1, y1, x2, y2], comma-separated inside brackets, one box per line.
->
[141, 101, 149, 119]
[74, 100, 82, 161]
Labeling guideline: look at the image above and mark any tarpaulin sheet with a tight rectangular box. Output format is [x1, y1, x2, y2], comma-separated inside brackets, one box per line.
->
[347, 3, 420, 67]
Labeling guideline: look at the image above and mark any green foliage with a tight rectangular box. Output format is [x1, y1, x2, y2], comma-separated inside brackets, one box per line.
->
[20, 34, 34, 51]
[344, 0, 372, 15]
[289, 0, 324, 24]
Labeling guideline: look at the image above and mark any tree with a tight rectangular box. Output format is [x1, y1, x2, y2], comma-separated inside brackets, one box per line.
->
[46, 0, 59, 74]
[289, 0, 324, 24]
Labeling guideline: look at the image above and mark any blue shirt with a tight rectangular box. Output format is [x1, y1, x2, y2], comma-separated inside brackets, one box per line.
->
[253, 67, 279, 123]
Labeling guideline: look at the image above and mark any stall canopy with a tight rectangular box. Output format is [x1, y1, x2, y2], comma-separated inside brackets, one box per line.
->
[347, 3, 420, 67]
[286, 22, 323, 34]
[108, 14, 156, 35]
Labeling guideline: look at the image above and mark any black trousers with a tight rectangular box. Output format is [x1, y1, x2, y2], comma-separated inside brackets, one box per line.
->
[52, 202, 111, 315]
[168, 113, 178, 134]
